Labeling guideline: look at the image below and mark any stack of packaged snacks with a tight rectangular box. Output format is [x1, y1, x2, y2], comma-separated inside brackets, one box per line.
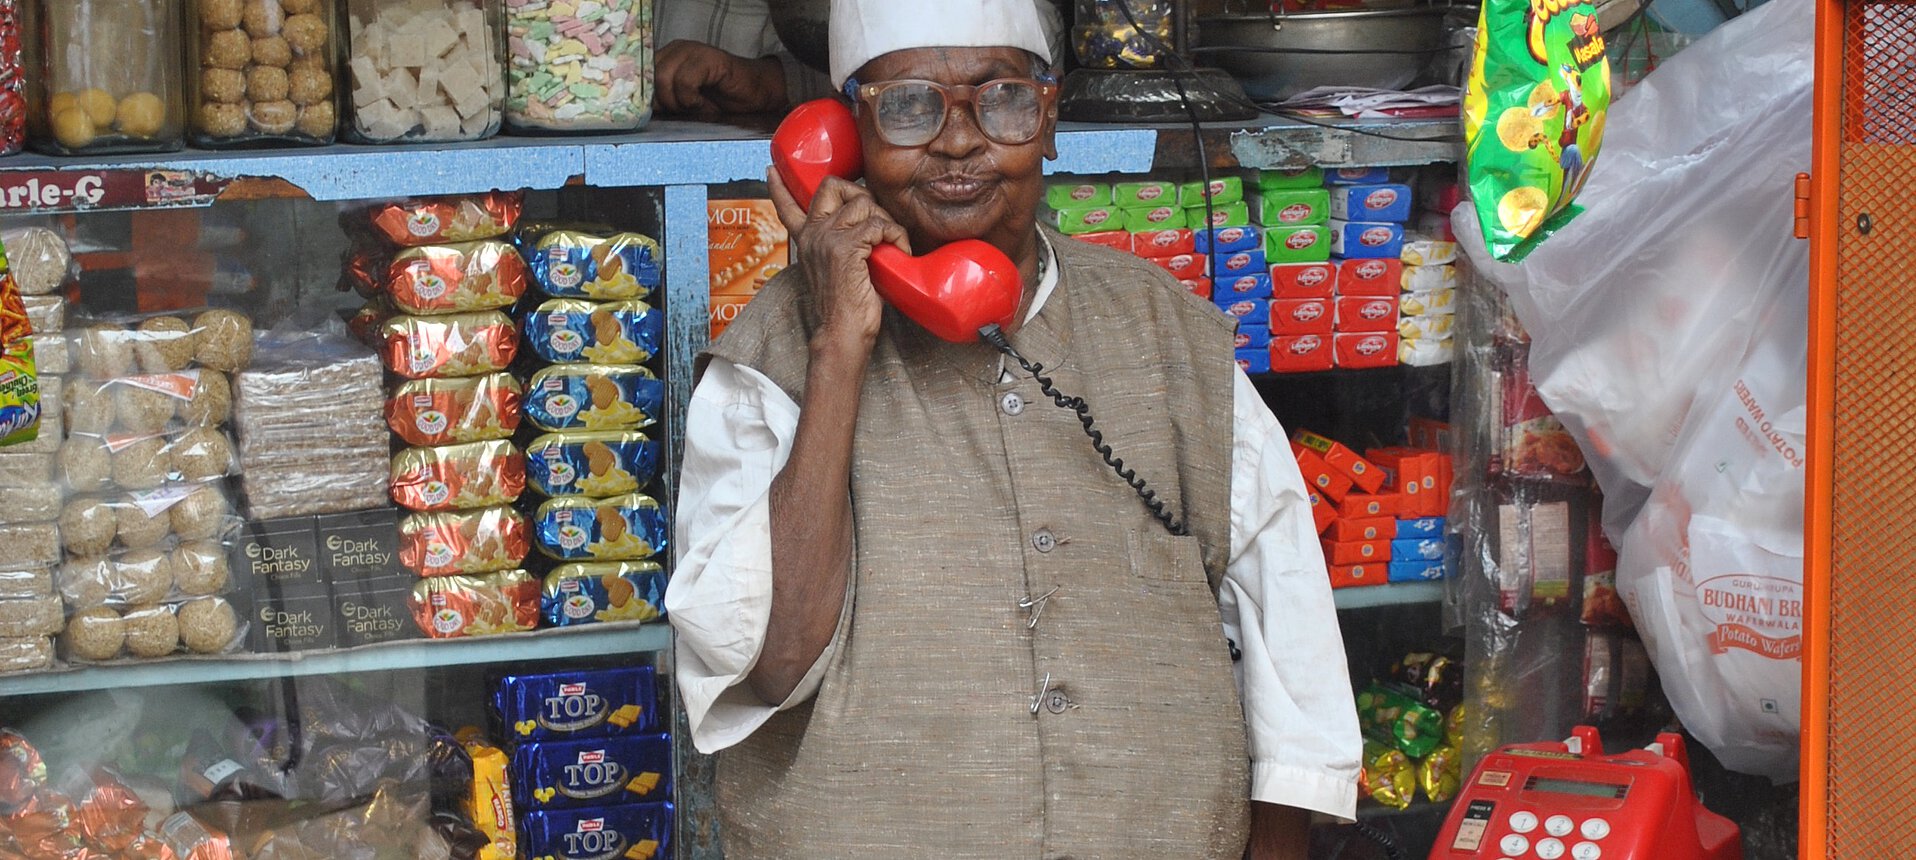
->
[514, 225, 668, 604]
[345, 192, 537, 640]
[52, 309, 254, 662]
[492, 666, 673, 859]
[1397, 235, 1461, 367]
[0, 229, 57, 670]
[233, 328, 389, 519]
[1356, 650, 1465, 810]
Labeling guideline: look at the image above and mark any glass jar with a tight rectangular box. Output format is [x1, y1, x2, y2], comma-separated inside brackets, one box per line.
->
[186, 0, 343, 148]
[1071, 0, 1175, 70]
[0, 1, 22, 157]
[24, 0, 184, 155]
[504, 0, 654, 134]
[343, 0, 504, 143]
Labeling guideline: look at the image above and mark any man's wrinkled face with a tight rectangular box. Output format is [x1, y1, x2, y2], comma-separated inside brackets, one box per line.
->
[853, 47, 1058, 258]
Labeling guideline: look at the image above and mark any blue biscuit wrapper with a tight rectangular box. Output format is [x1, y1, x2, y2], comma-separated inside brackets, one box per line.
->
[496, 665, 660, 739]
[1387, 559, 1446, 582]
[1391, 537, 1447, 561]
[1395, 517, 1445, 539]
[542, 562, 667, 627]
[526, 231, 661, 300]
[513, 734, 674, 810]
[523, 299, 664, 365]
[524, 365, 663, 432]
[522, 802, 674, 860]
[533, 494, 668, 562]
[525, 432, 661, 498]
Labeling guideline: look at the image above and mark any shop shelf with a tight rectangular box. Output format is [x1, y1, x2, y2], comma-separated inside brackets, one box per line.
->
[1334, 581, 1446, 610]
[0, 621, 672, 696]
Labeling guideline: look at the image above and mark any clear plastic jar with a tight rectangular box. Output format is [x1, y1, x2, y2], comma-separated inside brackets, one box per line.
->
[343, 0, 504, 143]
[186, 0, 343, 148]
[504, 0, 654, 134]
[0, 1, 21, 157]
[24, 0, 184, 155]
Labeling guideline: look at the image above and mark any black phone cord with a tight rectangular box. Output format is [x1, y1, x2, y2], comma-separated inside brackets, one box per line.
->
[1353, 819, 1406, 860]
[979, 324, 1189, 536]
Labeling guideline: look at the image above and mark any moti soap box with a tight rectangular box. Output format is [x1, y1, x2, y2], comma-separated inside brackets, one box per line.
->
[1178, 176, 1245, 207]
[1252, 188, 1330, 227]
[1270, 334, 1333, 373]
[1271, 262, 1336, 299]
[708, 199, 788, 340]
[1233, 323, 1271, 350]
[1328, 184, 1414, 223]
[521, 803, 672, 860]
[1324, 166, 1390, 185]
[1149, 253, 1208, 280]
[1217, 272, 1273, 301]
[1258, 166, 1324, 190]
[541, 561, 668, 627]
[496, 665, 661, 739]
[523, 299, 664, 365]
[1194, 225, 1260, 255]
[1263, 224, 1332, 264]
[512, 734, 673, 810]
[1114, 181, 1177, 207]
[1329, 220, 1406, 259]
[1335, 296, 1399, 334]
[1044, 205, 1121, 235]
[1211, 249, 1267, 279]
[1047, 180, 1112, 209]
[1072, 230, 1131, 251]
[1270, 298, 1334, 336]
[1187, 201, 1251, 229]
[1122, 205, 1188, 232]
[1131, 228, 1195, 258]
[1333, 331, 1399, 369]
[1235, 347, 1271, 375]
[1336, 258, 1403, 298]
[1215, 297, 1269, 324]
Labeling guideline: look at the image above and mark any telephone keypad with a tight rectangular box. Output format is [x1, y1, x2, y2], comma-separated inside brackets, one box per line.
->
[1500, 834, 1529, 857]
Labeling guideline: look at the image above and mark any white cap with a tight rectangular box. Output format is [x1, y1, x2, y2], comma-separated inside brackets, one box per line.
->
[829, 0, 1058, 90]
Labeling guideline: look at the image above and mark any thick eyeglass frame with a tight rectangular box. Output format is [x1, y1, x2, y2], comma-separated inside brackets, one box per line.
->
[843, 75, 1059, 147]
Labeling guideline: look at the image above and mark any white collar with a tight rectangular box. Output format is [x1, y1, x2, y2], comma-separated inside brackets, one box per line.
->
[1024, 231, 1058, 326]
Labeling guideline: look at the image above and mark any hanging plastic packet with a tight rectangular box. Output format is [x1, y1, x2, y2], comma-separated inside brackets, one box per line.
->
[0, 231, 39, 446]
[1462, 0, 1611, 260]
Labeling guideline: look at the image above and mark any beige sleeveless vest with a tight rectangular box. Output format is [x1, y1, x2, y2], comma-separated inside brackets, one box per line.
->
[703, 230, 1250, 858]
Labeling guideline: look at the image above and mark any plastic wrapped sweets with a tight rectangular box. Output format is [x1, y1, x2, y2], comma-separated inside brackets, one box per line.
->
[382, 240, 528, 315]
[70, 309, 255, 376]
[365, 192, 522, 247]
[233, 326, 388, 520]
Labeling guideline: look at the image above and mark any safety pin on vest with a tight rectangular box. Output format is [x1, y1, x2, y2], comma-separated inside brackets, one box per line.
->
[1017, 586, 1060, 629]
[1029, 672, 1053, 715]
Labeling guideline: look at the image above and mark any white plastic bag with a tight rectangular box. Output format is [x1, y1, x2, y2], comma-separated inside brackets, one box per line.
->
[1456, 0, 1812, 781]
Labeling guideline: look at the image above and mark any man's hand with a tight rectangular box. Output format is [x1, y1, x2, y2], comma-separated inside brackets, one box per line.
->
[1245, 802, 1311, 860]
[655, 40, 788, 114]
[767, 168, 911, 352]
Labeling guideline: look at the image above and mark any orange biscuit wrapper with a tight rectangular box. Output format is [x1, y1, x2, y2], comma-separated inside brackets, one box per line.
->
[400, 506, 531, 577]
[379, 311, 519, 379]
[409, 570, 539, 638]
[385, 241, 529, 315]
[460, 735, 517, 860]
[70, 768, 147, 852]
[386, 373, 524, 447]
[369, 192, 524, 247]
[339, 245, 388, 298]
[390, 440, 526, 512]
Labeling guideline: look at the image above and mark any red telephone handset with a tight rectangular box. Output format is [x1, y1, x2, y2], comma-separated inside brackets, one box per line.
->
[770, 99, 1022, 344]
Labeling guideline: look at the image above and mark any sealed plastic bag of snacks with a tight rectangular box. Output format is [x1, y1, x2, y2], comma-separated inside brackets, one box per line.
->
[1462, 0, 1610, 260]
[1071, 0, 1172, 70]
[61, 426, 238, 492]
[385, 241, 528, 315]
[540, 560, 664, 627]
[522, 299, 662, 365]
[409, 569, 538, 638]
[25, 0, 185, 154]
[0, 593, 59, 637]
[379, 311, 519, 379]
[1358, 740, 1415, 810]
[58, 484, 234, 558]
[339, 243, 388, 298]
[186, 0, 341, 147]
[399, 504, 529, 576]
[522, 230, 660, 301]
[56, 538, 231, 609]
[63, 597, 243, 660]
[386, 372, 522, 447]
[524, 431, 659, 498]
[71, 309, 255, 376]
[64, 371, 233, 436]
[368, 192, 523, 246]
[0, 232, 38, 448]
[531, 493, 666, 562]
[0, 636, 50, 672]
[522, 364, 662, 432]
[343, 0, 503, 144]
[389, 440, 525, 512]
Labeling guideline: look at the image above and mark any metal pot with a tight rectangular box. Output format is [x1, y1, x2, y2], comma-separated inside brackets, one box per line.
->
[768, 0, 833, 75]
[1193, 7, 1469, 101]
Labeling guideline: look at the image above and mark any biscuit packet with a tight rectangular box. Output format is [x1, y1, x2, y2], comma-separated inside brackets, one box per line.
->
[1462, 0, 1611, 260]
[0, 231, 39, 447]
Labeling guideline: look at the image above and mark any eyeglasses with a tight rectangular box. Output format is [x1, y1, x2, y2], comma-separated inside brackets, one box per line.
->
[847, 77, 1058, 148]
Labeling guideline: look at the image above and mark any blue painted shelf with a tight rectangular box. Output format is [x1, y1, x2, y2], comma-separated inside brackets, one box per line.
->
[1333, 581, 1447, 610]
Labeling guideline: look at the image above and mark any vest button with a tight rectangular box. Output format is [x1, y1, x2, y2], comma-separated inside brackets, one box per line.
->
[1045, 690, 1071, 714]
[1031, 529, 1056, 553]
[1000, 391, 1025, 416]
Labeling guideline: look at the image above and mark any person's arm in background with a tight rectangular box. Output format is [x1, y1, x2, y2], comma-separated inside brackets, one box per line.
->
[653, 0, 831, 113]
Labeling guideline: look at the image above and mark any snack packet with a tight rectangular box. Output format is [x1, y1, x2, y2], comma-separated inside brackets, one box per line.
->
[0, 232, 39, 447]
[1463, 0, 1610, 259]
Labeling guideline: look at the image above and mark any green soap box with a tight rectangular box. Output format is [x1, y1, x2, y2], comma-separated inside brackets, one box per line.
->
[1045, 206, 1123, 234]
[1186, 201, 1251, 230]
[1114, 181, 1178, 207]
[1046, 181, 1113, 209]
[1263, 223, 1332, 264]
[1251, 188, 1330, 227]
[1256, 166, 1326, 190]
[1122, 205, 1189, 232]
[1177, 176, 1245, 207]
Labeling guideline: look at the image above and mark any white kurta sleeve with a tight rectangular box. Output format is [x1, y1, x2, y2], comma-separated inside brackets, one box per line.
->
[1218, 367, 1364, 821]
[665, 356, 842, 754]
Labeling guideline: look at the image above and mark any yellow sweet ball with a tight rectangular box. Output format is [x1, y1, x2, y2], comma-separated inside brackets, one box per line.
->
[116, 93, 167, 138]
[51, 107, 96, 150]
[48, 91, 76, 116]
[78, 89, 116, 127]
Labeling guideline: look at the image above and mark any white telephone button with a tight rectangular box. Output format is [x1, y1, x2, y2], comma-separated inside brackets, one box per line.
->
[1535, 838, 1565, 859]
[1572, 842, 1602, 860]
[1545, 815, 1575, 837]
[1509, 812, 1538, 834]
[1500, 834, 1530, 857]
[1581, 818, 1611, 840]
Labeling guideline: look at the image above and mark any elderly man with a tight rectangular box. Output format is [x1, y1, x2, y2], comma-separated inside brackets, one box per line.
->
[665, 0, 1361, 855]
